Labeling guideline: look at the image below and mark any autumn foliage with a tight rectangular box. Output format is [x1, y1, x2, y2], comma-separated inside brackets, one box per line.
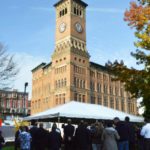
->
[106, 0, 150, 119]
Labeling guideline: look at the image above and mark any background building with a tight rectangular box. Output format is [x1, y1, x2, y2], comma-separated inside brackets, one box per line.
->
[0, 89, 30, 119]
[31, 0, 137, 115]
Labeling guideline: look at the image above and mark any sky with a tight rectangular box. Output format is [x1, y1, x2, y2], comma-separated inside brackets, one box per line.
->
[0, 0, 139, 98]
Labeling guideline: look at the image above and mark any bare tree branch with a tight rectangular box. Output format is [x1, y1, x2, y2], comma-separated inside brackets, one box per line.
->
[0, 42, 19, 89]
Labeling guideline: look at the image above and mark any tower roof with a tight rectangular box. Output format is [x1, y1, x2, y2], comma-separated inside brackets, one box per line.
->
[54, 0, 88, 7]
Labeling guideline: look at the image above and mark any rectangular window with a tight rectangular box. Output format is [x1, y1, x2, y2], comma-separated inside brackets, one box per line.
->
[121, 98, 124, 111]
[79, 94, 82, 102]
[82, 95, 85, 102]
[116, 98, 119, 110]
[63, 93, 65, 104]
[91, 96, 95, 104]
[104, 96, 108, 106]
[104, 85, 107, 94]
[98, 96, 102, 105]
[110, 97, 114, 108]
[97, 83, 101, 92]
[56, 95, 58, 105]
[74, 93, 77, 101]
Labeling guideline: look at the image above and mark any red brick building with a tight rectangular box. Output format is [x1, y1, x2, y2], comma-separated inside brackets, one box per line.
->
[0, 90, 30, 119]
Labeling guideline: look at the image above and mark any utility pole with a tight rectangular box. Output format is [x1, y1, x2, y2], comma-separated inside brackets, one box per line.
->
[23, 82, 28, 117]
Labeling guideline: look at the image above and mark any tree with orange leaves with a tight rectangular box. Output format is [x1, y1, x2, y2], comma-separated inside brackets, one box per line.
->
[106, 0, 150, 119]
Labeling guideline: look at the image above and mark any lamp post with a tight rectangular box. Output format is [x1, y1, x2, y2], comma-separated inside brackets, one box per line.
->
[23, 82, 28, 117]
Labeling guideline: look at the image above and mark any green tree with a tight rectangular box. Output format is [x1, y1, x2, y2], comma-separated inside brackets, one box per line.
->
[0, 42, 18, 89]
[106, 0, 150, 119]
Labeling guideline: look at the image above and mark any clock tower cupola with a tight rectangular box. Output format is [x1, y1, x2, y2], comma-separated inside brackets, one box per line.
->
[53, 0, 89, 55]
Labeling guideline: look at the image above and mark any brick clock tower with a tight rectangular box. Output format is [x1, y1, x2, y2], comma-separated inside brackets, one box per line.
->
[31, 0, 137, 115]
[52, 0, 90, 103]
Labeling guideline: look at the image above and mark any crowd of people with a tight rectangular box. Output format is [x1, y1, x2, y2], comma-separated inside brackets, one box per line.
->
[14, 116, 150, 150]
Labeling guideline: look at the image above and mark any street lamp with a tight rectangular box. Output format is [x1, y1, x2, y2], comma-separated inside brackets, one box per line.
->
[23, 82, 28, 117]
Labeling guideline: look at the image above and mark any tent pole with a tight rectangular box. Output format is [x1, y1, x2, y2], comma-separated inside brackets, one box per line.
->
[58, 117, 60, 128]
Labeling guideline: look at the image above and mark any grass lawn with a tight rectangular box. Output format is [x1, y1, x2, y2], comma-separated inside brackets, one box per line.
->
[3, 146, 14, 150]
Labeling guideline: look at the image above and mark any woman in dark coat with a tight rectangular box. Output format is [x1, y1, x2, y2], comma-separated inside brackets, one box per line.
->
[101, 121, 120, 150]
[48, 123, 62, 150]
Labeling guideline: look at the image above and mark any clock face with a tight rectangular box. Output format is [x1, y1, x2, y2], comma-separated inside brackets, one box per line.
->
[75, 22, 82, 33]
[59, 22, 66, 33]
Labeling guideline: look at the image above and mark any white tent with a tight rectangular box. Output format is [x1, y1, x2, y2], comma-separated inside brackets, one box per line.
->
[24, 101, 144, 122]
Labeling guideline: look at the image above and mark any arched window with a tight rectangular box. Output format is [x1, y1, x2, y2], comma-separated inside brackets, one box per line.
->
[80, 10, 82, 16]
[83, 80, 85, 89]
[61, 79, 63, 87]
[64, 78, 66, 86]
[74, 7, 76, 14]
[74, 77, 76, 87]
[77, 79, 79, 88]
[77, 9, 79, 15]
[80, 80, 82, 88]
[65, 8, 67, 14]
[62, 9, 65, 16]
[59, 11, 62, 17]
[55, 81, 58, 88]
[58, 80, 60, 88]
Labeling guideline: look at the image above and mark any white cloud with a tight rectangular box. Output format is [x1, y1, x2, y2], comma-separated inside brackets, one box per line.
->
[13, 53, 49, 99]
[87, 8, 124, 13]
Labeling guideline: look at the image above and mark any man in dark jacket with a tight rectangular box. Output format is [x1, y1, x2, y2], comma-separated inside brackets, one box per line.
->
[125, 116, 135, 150]
[75, 121, 91, 150]
[64, 119, 75, 150]
[14, 126, 22, 150]
[114, 117, 130, 150]
[48, 123, 62, 150]
[36, 123, 49, 150]
[29, 121, 38, 150]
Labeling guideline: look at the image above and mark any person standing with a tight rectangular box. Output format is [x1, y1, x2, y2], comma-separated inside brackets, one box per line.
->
[140, 118, 150, 150]
[14, 126, 22, 150]
[124, 116, 135, 150]
[101, 121, 120, 150]
[114, 117, 129, 150]
[0, 131, 5, 150]
[48, 123, 62, 150]
[29, 121, 38, 150]
[64, 119, 75, 150]
[19, 126, 32, 150]
[75, 121, 91, 150]
[36, 123, 49, 150]
[91, 122, 104, 150]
